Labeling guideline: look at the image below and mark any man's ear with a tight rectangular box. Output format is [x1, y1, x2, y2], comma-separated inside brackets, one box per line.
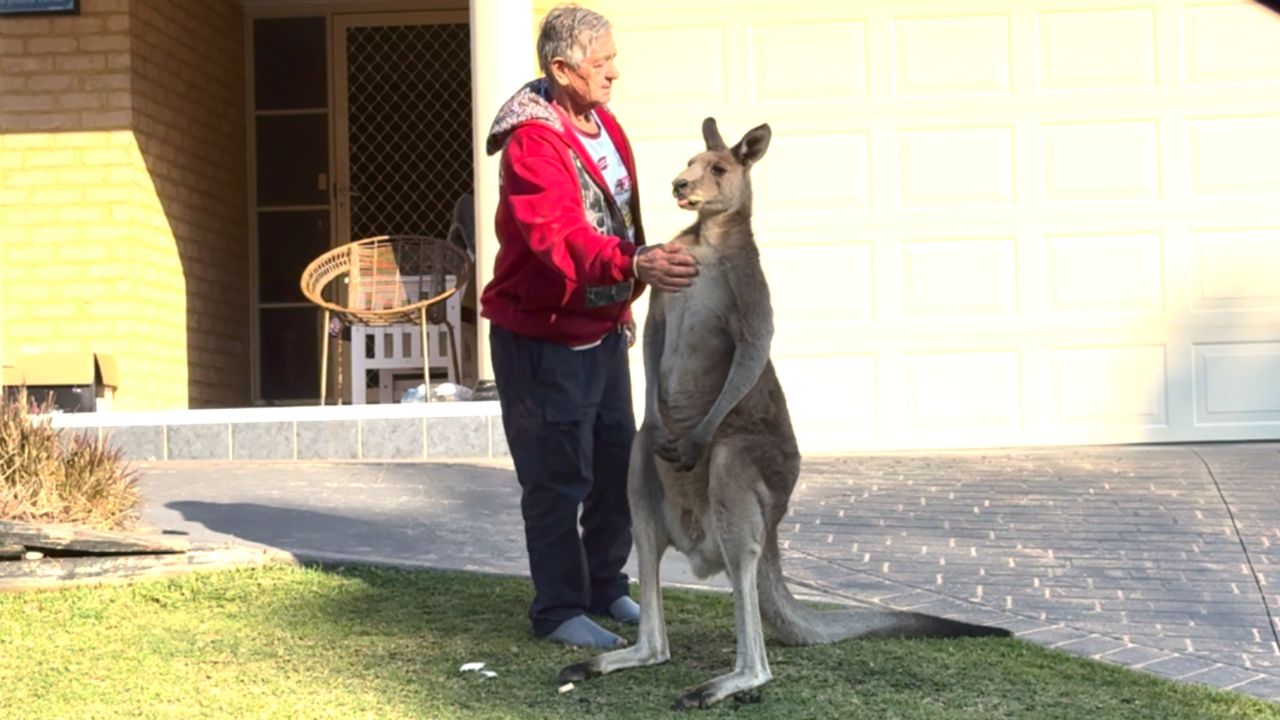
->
[549, 58, 573, 87]
[731, 124, 772, 167]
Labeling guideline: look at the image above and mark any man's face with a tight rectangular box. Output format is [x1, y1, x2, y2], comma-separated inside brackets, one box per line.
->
[562, 30, 618, 107]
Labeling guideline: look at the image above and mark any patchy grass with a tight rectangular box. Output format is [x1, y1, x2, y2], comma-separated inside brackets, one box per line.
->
[0, 564, 1275, 719]
[0, 391, 139, 529]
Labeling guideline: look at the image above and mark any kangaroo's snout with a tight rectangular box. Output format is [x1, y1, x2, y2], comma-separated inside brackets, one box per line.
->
[672, 174, 701, 210]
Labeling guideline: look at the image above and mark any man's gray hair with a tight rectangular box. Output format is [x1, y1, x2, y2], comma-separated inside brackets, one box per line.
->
[537, 4, 612, 77]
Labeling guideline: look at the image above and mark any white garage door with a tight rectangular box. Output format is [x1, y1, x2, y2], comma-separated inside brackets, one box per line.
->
[583, 0, 1280, 452]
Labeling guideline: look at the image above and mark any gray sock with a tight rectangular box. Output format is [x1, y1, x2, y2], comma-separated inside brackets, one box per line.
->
[545, 615, 627, 649]
[609, 596, 640, 624]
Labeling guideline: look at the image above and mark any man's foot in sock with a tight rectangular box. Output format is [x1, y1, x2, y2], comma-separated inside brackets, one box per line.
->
[608, 596, 640, 625]
[545, 616, 627, 649]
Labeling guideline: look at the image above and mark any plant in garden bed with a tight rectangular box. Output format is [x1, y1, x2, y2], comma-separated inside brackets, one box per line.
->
[0, 389, 139, 530]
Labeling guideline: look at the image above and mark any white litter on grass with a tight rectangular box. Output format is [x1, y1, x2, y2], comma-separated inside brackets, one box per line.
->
[480, 670, 498, 679]
[558, 682, 574, 694]
[459, 662, 486, 673]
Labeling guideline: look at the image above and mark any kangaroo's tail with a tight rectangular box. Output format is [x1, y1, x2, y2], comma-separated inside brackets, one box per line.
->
[757, 531, 1011, 646]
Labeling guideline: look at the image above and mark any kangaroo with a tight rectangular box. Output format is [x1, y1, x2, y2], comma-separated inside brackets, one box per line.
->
[557, 118, 1010, 710]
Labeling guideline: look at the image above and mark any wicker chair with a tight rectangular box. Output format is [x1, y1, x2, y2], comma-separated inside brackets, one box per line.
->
[300, 235, 473, 405]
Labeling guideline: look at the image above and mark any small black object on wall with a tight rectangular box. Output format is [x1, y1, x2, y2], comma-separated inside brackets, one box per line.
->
[0, 0, 79, 18]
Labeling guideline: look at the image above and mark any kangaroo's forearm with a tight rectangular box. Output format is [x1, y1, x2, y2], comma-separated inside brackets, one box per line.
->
[692, 337, 770, 441]
[642, 306, 665, 425]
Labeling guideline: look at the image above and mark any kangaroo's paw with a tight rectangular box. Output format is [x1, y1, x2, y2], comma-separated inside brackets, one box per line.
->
[655, 435, 704, 472]
[672, 686, 766, 711]
[672, 670, 770, 711]
[672, 688, 715, 712]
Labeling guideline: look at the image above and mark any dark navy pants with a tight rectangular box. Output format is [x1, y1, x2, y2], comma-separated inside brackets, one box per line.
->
[490, 325, 635, 637]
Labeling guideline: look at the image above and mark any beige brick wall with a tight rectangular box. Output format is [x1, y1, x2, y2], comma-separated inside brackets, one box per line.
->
[0, 0, 247, 410]
[0, 0, 143, 402]
[129, 0, 248, 408]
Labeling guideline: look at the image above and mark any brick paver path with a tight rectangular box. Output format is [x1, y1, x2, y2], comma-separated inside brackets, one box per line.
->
[779, 445, 1280, 700]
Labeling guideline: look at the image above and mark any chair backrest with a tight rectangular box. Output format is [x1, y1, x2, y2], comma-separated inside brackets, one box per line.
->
[349, 239, 412, 312]
[300, 244, 351, 306]
[301, 234, 472, 326]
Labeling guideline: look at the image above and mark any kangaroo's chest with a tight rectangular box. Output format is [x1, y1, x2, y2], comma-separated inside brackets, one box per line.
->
[654, 249, 739, 435]
[658, 254, 736, 373]
[662, 261, 731, 339]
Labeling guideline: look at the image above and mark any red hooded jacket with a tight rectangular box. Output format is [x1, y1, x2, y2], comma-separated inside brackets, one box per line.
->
[480, 79, 647, 346]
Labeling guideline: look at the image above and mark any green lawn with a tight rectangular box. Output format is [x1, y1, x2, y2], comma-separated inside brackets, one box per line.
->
[0, 564, 1275, 719]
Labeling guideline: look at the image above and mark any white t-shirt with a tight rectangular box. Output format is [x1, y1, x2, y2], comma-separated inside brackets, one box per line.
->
[576, 114, 636, 244]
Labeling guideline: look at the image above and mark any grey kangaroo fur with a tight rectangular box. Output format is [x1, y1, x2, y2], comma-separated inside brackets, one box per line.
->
[558, 118, 1010, 710]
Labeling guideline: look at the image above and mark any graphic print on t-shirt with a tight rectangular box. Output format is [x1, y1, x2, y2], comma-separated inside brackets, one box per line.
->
[577, 116, 635, 244]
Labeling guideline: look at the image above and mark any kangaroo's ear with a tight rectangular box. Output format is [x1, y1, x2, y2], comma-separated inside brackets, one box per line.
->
[702, 117, 727, 151]
[731, 123, 771, 167]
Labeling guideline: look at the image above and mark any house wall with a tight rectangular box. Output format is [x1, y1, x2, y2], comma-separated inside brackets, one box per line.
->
[129, 0, 248, 408]
[0, 0, 141, 400]
[0, 0, 247, 410]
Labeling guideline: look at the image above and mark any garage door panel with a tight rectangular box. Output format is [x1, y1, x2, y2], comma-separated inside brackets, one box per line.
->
[1049, 346, 1168, 427]
[1184, 3, 1280, 84]
[768, 244, 875, 325]
[902, 237, 1017, 317]
[897, 127, 1015, 207]
[1041, 121, 1161, 202]
[1187, 116, 1280, 196]
[749, 21, 868, 102]
[1037, 8, 1157, 90]
[1195, 342, 1280, 423]
[773, 355, 877, 445]
[893, 14, 1012, 97]
[759, 132, 871, 210]
[1045, 231, 1164, 313]
[903, 350, 1022, 429]
[610, 25, 727, 108]
[1191, 227, 1280, 310]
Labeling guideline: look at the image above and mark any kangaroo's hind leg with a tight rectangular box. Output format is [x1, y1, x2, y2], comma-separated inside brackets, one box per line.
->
[558, 427, 672, 682]
[672, 437, 773, 710]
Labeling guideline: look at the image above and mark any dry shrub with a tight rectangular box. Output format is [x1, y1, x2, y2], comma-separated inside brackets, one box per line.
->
[0, 390, 139, 530]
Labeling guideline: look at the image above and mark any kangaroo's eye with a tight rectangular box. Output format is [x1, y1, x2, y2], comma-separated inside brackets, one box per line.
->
[711, 164, 727, 177]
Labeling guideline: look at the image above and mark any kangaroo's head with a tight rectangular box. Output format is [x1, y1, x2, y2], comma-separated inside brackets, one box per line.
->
[672, 117, 771, 217]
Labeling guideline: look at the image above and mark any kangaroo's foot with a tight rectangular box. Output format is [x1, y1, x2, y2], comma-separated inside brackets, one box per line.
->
[558, 643, 670, 684]
[672, 669, 771, 711]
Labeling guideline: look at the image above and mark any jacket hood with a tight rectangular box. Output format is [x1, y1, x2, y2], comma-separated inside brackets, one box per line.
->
[486, 78, 564, 156]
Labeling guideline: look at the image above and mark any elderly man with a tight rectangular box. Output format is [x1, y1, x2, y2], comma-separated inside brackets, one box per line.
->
[480, 4, 698, 648]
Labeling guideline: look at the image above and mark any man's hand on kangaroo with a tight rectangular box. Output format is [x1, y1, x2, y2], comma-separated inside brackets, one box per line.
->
[636, 241, 699, 292]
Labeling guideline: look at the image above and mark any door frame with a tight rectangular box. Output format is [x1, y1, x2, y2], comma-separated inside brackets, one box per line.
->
[244, 13, 336, 406]
[244, 4, 470, 405]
